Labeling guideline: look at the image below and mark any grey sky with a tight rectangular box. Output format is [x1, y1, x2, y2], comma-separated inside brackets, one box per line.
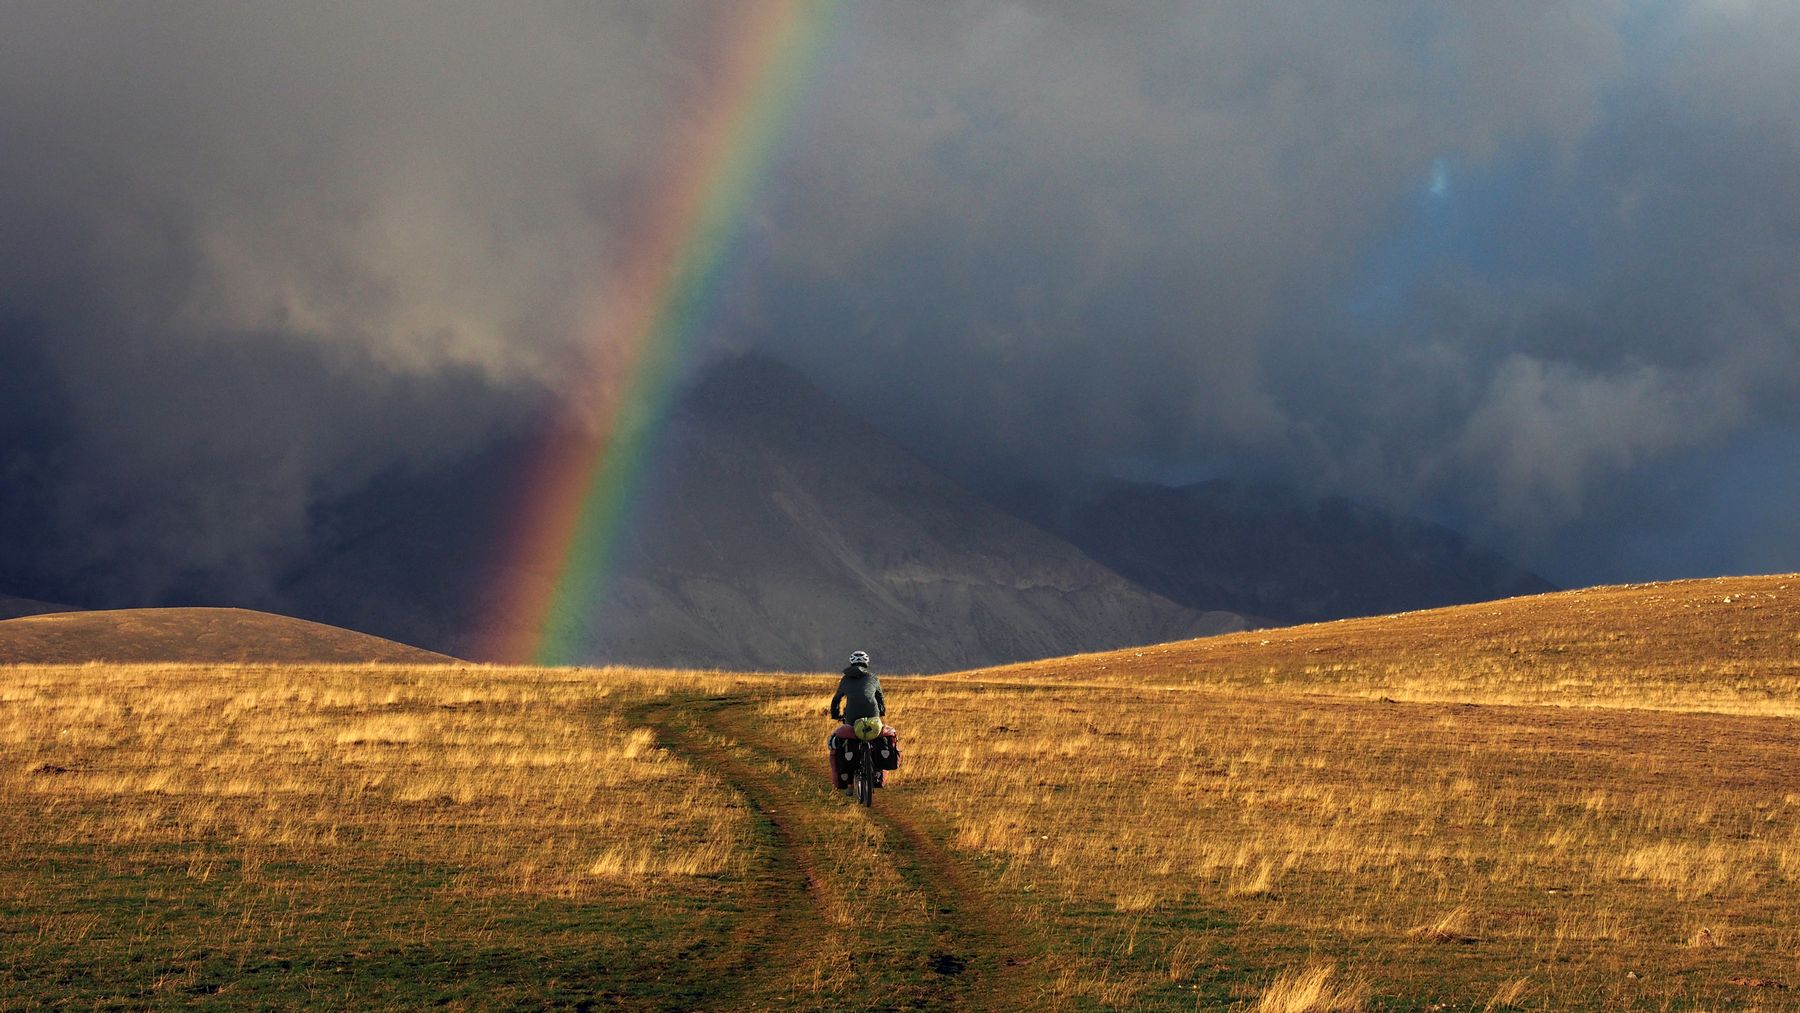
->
[2, 1, 1797, 596]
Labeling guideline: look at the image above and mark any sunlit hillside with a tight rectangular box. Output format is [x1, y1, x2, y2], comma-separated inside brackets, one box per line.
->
[0, 607, 453, 665]
[981, 572, 1800, 715]
[4, 574, 1799, 1009]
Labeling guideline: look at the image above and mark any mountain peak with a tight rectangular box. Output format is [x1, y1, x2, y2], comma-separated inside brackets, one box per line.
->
[685, 353, 831, 417]
[278, 354, 1240, 671]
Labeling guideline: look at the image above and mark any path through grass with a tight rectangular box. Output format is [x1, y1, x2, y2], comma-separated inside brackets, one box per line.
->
[6, 574, 1800, 1009]
[635, 694, 1039, 1010]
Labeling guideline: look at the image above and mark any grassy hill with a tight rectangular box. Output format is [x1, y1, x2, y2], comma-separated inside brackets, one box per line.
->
[0, 607, 454, 664]
[0, 594, 80, 621]
[2, 574, 1797, 1008]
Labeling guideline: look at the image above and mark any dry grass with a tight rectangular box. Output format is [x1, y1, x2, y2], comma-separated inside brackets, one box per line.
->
[0, 607, 452, 663]
[975, 573, 1800, 717]
[746, 573, 1800, 1007]
[1408, 904, 1476, 944]
[1252, 961, 1369, 1012]
[0, 664, 757, 892]
[0, 662, 779, 1005]
[1483, 975, 1531, 1010]
[7, 572, 1800, 1008]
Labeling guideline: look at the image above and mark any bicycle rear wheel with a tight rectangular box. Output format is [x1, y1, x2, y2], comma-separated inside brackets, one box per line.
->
[854, 753, 874, 806]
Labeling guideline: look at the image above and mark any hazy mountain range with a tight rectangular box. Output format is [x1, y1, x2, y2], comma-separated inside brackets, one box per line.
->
[996, 477, 1555, 626]
[2, 356, 1551, 671]
[276, 357, 1246, 671]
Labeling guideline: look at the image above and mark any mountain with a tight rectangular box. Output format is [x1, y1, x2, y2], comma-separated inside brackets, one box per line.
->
[276, 357, 1244, 671]
[0, 354, 1546, 669]
[997, 477, 1554, 624]
[0, 607, 454, 664]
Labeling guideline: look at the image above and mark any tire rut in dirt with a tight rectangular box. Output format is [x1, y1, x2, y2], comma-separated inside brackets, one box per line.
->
[629, 699, 830, 1010]
[706, 699, 1040, 1011]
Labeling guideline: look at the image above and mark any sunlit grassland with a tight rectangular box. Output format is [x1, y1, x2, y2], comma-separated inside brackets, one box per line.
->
[982, 574, 1800, 716]
[752, 573, 1800, 1008]
[0, 663, 777, 1006]
[4, 572, 1800, 1009]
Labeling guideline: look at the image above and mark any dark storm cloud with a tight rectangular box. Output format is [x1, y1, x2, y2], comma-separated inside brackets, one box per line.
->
[0, 3, 717, 600]
[748, 1, 1637, 470]
[2, 1, 1797, 597]
[742, 1, 1800, 580]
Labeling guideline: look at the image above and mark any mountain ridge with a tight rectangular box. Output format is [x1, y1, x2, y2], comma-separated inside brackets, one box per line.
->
[278, 355, 1245, 671]
[0, 355, 1554, 672]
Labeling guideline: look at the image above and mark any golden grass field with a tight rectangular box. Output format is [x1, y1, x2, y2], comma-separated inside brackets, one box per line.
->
[4, 573, 1800, 1009]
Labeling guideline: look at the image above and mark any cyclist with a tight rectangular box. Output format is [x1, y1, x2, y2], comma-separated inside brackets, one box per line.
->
[828, 650, 896, 795]
[830, 650, 885, 727]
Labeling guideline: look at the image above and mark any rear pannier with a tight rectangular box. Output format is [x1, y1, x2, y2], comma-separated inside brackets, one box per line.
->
[872, 733, 899, 771]
[825, 728, 900, 789]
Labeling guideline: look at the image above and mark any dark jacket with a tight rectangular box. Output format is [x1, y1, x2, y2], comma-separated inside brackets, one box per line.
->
[830, 663, 885, 723]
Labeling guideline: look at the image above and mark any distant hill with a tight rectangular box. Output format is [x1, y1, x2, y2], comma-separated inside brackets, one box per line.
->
[0, 594, 81, 621]
[976, 573, 1798, 704]
[998, 477, 1553, 624]
[278, 356, 1244, 671]
[0, 607, 455, 664]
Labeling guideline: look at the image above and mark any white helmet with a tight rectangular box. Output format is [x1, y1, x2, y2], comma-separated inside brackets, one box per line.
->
[848, 650, 870, 666]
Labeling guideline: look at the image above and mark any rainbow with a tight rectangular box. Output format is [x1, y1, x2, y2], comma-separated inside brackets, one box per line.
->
[484, 1, 837, 665]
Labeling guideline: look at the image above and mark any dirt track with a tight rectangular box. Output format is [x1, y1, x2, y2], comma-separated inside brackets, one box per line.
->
[635, 695, 1035, 1011]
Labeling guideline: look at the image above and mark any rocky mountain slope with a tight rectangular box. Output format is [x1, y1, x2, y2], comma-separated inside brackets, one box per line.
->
[279, 358, 1244, 671]
[4, 355, 1550, 672]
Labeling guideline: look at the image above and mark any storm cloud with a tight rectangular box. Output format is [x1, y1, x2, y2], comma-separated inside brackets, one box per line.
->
[3, 1, 1799, 599]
